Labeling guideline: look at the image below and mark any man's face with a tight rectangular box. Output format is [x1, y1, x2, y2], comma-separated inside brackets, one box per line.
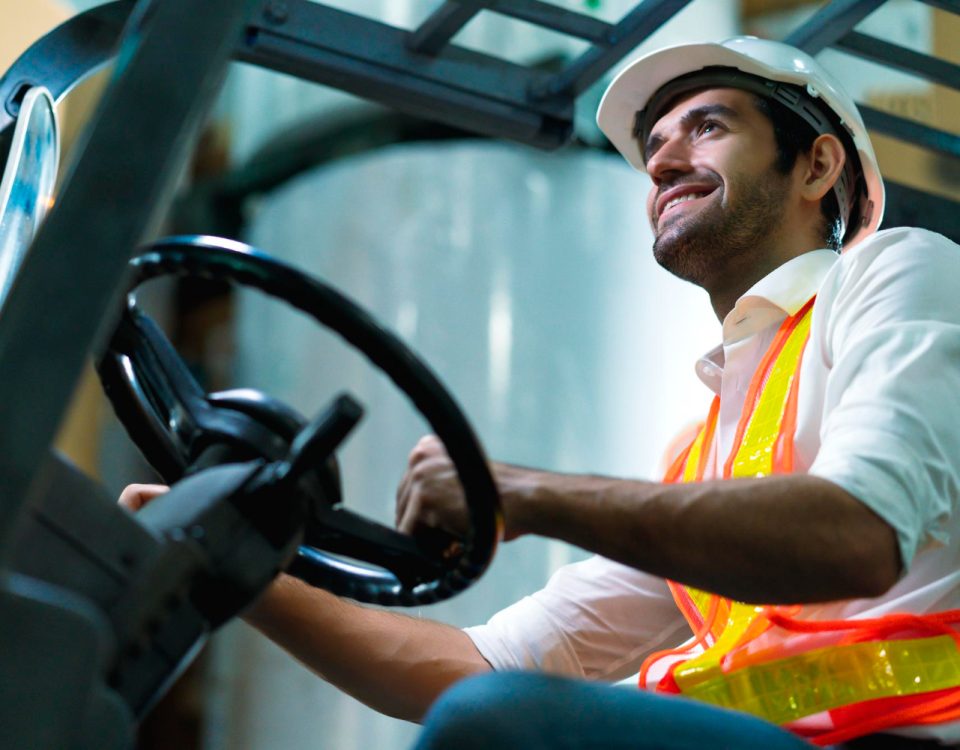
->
[643, 88, 793, 288]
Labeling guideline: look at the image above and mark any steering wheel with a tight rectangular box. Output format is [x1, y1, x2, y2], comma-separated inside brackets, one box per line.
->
[97, 235, 502, 606]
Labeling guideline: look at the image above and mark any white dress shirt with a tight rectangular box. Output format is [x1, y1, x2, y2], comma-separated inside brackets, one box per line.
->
[464, 227, 960, 741]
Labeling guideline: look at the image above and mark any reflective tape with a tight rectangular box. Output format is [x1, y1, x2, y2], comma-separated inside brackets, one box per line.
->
[679, 635, 960, 725]
[730, 303, 812, 478]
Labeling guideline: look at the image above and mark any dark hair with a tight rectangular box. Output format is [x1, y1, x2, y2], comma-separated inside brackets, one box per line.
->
[752, 95, 843, 251]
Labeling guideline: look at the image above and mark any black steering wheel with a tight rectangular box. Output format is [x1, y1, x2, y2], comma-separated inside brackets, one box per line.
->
[97, 235, 502, 606]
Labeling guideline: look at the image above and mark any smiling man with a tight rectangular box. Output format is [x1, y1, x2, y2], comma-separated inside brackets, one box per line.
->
[399, 37, 960, 749]
[123, 36, 960, 750]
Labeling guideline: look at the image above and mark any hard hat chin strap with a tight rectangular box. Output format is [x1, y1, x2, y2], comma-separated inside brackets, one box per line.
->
[635, 67, 861, 242]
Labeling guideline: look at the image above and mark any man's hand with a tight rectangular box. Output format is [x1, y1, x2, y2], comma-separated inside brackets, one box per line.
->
[396, 435, 542, 542]
[118, 483, 169, 511]
[396, 435, 470, 538]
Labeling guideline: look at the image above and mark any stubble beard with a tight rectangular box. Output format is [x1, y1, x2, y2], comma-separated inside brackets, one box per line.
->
[652, 171, 791, 288]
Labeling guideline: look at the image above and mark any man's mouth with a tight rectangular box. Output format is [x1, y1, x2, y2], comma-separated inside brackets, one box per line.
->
[663, 192, 708, 212]
[656, 185, 718, 223]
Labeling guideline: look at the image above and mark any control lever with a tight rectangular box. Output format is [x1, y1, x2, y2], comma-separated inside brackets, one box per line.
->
[279, 393, 364, 488]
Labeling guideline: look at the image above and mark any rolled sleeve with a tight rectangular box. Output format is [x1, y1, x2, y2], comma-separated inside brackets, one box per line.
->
[464, 555, 687, 682]
[809, 230, 960, 569]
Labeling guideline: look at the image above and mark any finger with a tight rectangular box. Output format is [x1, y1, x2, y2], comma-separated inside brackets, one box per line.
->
[407, 434, 441, 468]
[397, 461, 432, 532]
[119, 483, 169, 511]
[119, 483, 167, 511]
[397, 457, 428, 526]
[399, 436, 438, 523]
[396, 488, 419, 536]
[396, 470, 411, 526]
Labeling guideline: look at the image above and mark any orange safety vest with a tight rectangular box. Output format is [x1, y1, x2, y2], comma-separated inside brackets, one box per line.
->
[640, 296, 960, 746]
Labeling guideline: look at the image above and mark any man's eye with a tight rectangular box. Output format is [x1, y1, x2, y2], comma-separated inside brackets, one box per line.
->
[696, 120, 721, 137]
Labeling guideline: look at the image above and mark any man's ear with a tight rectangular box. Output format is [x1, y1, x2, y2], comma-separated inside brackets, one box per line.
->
[800, 133, 846, 202]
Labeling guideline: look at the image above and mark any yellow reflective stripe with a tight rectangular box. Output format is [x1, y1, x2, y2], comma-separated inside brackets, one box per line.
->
[674, 601, 764, 680]
[685, 587, 713, 615]
[686, 589, 724, 641]
[679, 305, 815, 614]
[673, 306, 814, 686]
[680, 635, 960, 725]
[729, 308, 813, 479]
[682, 423, 708, 483]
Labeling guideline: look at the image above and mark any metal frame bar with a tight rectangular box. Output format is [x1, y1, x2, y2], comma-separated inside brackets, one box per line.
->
[860, 103, 960, 159]
[240, 1, 573, 149]
[785, 0, 885, 53]
[531, 0, 695, 99]
[407, 0, 487, 55]
[835, 31, 960, 90]
[491, 0, 615, 45]
[409, 0, 617, 54]
[0, 0, 259, 553]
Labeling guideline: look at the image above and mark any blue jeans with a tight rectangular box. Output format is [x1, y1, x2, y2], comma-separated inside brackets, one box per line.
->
[414, 672, 816, 750]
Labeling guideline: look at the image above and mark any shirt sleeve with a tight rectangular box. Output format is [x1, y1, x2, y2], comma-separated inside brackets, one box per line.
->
[464, 555, 688, 682]
[808, 229, 960, 570]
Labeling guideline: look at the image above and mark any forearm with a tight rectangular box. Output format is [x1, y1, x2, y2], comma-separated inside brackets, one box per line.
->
[244, 574, 491, 722]
[503, 468, 900, 604]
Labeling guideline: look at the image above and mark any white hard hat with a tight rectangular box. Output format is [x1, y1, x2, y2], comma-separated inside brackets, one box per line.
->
[596, 36, 883, 249]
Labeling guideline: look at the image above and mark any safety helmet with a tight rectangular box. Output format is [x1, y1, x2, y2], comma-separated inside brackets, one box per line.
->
[596, 36, 884, 249]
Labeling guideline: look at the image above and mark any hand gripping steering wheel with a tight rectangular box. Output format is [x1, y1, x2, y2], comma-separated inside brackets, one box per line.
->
[97, 235, 502, 606]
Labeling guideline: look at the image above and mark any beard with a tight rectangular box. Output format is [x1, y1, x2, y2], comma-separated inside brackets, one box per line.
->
[652, 168, 791, 287]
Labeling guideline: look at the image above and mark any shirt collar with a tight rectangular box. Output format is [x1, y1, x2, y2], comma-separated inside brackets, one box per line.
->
[696, 249, 839, 393]
[738, 249, 837, 314]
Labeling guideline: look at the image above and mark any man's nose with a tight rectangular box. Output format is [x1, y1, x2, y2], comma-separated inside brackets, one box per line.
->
[645, 136, 690, 185]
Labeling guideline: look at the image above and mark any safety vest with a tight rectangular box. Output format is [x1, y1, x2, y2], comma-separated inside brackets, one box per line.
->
[640, 296, 960, 746]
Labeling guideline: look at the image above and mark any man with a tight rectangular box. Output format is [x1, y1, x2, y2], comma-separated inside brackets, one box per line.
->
[123, 36, 960, 748]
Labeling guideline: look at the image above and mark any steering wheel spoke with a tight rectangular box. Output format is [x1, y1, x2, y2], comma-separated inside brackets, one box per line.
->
[300, 506, 451, 586]
[99, 306, 209, 477]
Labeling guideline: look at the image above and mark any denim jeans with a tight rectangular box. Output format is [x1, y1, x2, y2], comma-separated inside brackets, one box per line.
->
[414, 671, 817, 750]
